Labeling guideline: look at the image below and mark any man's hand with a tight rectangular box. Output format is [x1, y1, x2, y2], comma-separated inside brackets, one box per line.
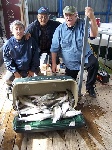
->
[14, 72, 21, 78]
[85, 7, 95, 20]
[52, 63, 57, 73]
[51, 52, 58, 73]
[24, 33, 31, 40]
[85, 7, 98, 37]
[28, 71, 34, 77]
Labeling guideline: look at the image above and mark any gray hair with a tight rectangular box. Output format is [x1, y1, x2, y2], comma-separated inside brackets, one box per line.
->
[10, 20, 25, 32]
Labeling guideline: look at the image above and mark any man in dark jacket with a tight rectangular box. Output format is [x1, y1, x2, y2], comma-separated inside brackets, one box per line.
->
[3, 20, 40, 91]
[25, 7, 61, 63]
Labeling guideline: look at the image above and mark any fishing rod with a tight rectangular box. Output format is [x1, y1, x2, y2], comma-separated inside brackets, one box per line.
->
[78, 0, 90, 96]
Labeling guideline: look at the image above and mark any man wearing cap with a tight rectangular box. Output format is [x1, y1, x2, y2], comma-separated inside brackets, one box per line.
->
[50, 6, 99, 98]
[25, 6, 61, 57]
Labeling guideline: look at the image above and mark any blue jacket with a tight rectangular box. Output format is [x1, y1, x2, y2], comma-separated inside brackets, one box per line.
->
[3, 36, 40, 73]
[50, 19, 94, 70]
[26, 19, 61, 53]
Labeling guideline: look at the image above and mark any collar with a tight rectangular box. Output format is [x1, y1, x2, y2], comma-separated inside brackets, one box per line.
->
[64, 18, 79, 30]
[12, 36, 25, 44]
[64, 22, 76, 30]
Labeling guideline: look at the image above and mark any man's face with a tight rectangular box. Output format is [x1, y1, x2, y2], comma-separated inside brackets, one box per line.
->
[64, 13, 78, 27]
[12, 25, 24, 40]
[37, 14, 49, 26]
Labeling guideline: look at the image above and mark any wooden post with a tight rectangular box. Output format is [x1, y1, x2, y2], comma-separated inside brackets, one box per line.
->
[20, 0, 29, 28]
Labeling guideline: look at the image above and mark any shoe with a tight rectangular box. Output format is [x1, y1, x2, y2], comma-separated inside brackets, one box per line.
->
[87, 88, 96, 98]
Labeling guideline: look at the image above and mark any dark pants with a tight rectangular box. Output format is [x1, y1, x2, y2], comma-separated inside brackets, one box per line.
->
[65, 54, 99, 90]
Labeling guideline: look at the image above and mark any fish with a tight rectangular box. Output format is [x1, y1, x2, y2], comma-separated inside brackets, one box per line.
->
[42, 108, 51, 114]
[58, 93, 68, 104]
[50, 94, 68, 109]
[42, 99, 60, 107]
[29, 92, 59, 103]
[28, 92, 66, 108]
[52, 105, 62, 123]
[61, 101, 69, 115]
[63, 110, 82, 118]
[19, 106, 47, 115]
[40, 93, 58, 101]
[18, 96, 36, 108]
[16, 90, 79, 122]
[19, 106, 35, 114]
[18, 113, 53, 121]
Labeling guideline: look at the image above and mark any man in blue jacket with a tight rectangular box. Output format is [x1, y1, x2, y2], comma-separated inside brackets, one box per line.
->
[3, 20, 40, 91]
[50, 6, 99, 98]
[25, 6, 61, 63]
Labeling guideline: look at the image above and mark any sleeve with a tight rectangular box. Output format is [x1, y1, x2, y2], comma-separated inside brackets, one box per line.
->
[88, 22, 96, 40]
[50, 26, 61, 53]
[30, 38, 40, 72]
[82, 19, 95, 40]
[3, 42, 18, 73]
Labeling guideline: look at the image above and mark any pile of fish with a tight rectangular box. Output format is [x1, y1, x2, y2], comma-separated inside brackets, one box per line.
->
[15, 89, 81, 123]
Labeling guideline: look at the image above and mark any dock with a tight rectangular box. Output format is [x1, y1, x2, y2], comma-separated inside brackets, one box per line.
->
[0, 62, 112, 150]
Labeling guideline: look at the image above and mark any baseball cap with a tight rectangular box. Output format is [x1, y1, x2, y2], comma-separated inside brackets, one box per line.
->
[38, 7, 49, 14]
[63, 6, 77, 14]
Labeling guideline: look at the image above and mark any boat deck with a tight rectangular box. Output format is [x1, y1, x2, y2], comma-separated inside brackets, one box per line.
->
[0, 62, 112, 150]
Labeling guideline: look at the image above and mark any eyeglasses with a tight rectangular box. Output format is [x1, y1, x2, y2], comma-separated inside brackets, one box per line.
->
[65, 13, 78, 18]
